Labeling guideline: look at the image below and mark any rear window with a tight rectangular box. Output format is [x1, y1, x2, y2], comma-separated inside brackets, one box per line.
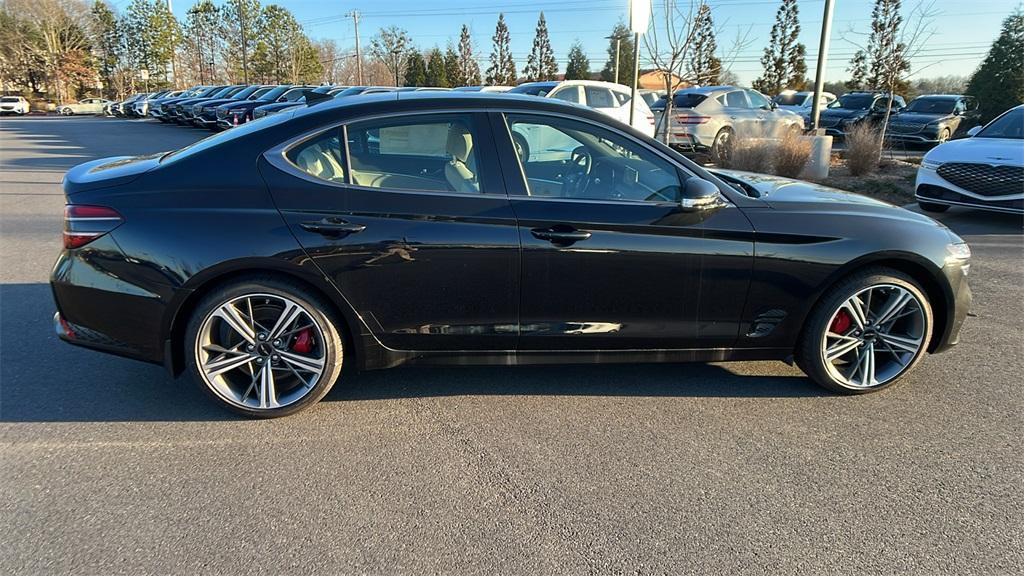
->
[508, 84, 556, 97]
[773, 93, 807, 106]
[651, 93, 708, 110]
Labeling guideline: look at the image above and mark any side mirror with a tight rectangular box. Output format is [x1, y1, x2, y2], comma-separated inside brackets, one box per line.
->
[966, 125, 982, 137]
[681, 178, 725, 211]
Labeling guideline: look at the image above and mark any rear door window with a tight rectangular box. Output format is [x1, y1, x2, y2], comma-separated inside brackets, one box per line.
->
[584, 87, 617, 108]
[550, 86, 581, 104]
[724, 91, 748, 108]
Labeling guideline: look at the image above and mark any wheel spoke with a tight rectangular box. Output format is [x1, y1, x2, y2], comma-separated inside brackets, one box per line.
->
[848, 342, 877, 387]
[877, 332, 922, 354]
[277, 349, 325, 374]
[205, 351, 256, 378]
[258, 364, 278, 409]
[213, 302, 256, 344]
[875, 289, 915, 327]
[825, 334, 862, 361]
[842, 296, 868, 330]
[268, 301, 303, 341]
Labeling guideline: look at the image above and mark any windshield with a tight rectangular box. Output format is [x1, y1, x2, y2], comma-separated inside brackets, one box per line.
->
[903, 98, 956, 114]
[651, 93, 708, 111]
[0, 97, 20, 102]
[334, 86, 367, 97]
[774, 93, 808, 106]
[976, 107, 1023, 139]
[281, 88, 310, 102]
[829, 94, 875, 110]
[258, 86, 291, 101]
[508, 84, 556, 97]
[231, 86, 263, 99]
[249, 87, 272, 99]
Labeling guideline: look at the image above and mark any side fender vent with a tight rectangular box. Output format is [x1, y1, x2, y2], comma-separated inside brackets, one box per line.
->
[747, 309, 787, 338]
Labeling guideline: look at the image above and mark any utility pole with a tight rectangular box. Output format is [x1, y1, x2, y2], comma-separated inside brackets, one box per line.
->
[628, 0, 649, 125]
[348, 11, 364, 85]
[810, 0, 835, 131]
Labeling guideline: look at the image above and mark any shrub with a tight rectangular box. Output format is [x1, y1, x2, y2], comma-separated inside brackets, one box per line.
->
[721, 138, 772, 173]
[845, 123, 881, 176]
[773, 132, 812, 178]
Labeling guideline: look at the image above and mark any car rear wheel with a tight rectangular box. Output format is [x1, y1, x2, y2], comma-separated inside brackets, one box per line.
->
[918, 201, 950, 213]
[797, 267, 933, 394]
[711, 128, 733, 164]
[185, 278, 345, 418]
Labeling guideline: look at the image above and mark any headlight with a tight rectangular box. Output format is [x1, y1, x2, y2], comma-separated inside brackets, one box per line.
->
[921, 157, 942, 170]
[945, 242, 971, 274]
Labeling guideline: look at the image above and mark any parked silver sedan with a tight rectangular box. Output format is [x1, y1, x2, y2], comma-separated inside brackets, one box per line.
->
[652, 86, 805, 162]
[57, 98, 112, 116]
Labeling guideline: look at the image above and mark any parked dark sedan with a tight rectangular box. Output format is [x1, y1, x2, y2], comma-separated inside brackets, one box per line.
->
[886, 94, 980, 145]
[813, 91, 906, 137]
[252, 85, 338, 119]
[52, 93, 972, 417]
[193, 85, 273, 128]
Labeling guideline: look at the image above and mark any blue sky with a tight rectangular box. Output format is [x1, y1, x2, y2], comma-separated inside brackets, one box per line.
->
[151, 0, 1016, 84]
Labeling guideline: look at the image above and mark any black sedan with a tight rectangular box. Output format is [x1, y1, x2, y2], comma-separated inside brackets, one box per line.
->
[886, 95, 981, 145]
[52, 93, 972, 417]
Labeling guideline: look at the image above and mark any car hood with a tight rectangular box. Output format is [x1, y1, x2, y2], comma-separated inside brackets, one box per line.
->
[819, 107, 868, 120]
[63, 154, 163, 195]
[218, 100, 266, 110]
[713, 169, 942, 226]
[891, 111, 951, 125]
[924, 137, 1024, 166]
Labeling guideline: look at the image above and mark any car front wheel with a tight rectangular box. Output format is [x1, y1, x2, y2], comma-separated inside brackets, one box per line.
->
[185, 277, 345, 418]
[797, 267, 933, 394]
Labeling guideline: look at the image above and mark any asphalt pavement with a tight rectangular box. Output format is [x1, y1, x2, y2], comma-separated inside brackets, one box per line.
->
[1, 116, 1022, 575]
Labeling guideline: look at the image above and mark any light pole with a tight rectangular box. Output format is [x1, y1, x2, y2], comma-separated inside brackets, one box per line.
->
[810, 0, 835, 131]
[605, 34, 623, 84]
[628, 0, 649, 125]
[392, 48, 402, 87]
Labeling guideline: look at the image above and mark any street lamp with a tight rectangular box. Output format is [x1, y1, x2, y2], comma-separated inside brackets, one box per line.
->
[391, 48, 403, 87]
[628, 0, 650, 125]
[605, 34, 625, 84]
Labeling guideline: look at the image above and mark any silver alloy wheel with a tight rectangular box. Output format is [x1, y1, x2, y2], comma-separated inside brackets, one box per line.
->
[820, 284, 926, 389]
[194, 293, 329, 410]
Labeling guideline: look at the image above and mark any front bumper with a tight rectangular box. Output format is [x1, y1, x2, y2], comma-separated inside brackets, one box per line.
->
[933, 258, 972, 354]
[916, 165, 1024, 214]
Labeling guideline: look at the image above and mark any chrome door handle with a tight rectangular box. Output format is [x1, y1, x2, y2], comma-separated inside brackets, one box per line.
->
[300, 217, 366, 237]
[531, 227, 592, 245]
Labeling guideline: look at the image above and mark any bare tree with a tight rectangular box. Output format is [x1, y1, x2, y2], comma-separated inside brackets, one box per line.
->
[7, 0, 92, 102]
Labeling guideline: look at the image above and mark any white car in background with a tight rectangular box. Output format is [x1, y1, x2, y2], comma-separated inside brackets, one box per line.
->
[453, 86, 513, 93]
[915, 104, 1023, 214]
[507, 80, 656, 137]
[0, 95, 30, 115]
[773, 89, 836, 113]
[57, 98, 112, 116]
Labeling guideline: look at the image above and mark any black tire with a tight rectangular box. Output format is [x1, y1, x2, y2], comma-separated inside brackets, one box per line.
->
[184, 276, 345, 418]
[918, 201, 950, 213]
[711, 128, 733, 165]
[796, 267, 933, 394]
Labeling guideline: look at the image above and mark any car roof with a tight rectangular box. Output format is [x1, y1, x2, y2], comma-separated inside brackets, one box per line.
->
[912, 94, 965, 100]
[680, 85, 740, 95]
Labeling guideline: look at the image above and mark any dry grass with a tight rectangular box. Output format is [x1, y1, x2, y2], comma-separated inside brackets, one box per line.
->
[822, 159, 918, 205]
[844, 123, 882, 176]
[721, 133, 812, 178]
[773, 132, 813, 178]
[721, 138, 773, 173]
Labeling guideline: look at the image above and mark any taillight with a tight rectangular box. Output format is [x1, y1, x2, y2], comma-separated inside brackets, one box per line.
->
[63, 205, 123, 249]
[675, 114, 710, 124]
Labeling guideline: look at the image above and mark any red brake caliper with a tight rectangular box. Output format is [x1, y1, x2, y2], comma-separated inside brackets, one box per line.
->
[291, 328, 313, 354]
[830, 310, 852, 334]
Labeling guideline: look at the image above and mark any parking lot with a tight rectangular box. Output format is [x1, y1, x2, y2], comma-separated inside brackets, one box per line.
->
[1, 116, 1022, 574]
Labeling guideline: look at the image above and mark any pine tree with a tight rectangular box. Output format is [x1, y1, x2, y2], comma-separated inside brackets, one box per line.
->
[486, 13, 516, 85]
[444, 45, 462, 86]
[524, 12, 557, 82]
[425, 47, 449, 87]
[690, 4, 720, 85]
[90, 1, 123, 96]
[220, 0, 264, 83]
[183, 0, 221, 84]
[457, 24, 481, 85]
[404, 51, 427, 87]
[846, 50, 868, 89]
[564, 41, 590, 80]
[255, 5, 300, 83]
[966, 10, 1024, 122]
[862, 0, 910, 93]
[753, 0, 806, 94]
[599, 23, 633, 84]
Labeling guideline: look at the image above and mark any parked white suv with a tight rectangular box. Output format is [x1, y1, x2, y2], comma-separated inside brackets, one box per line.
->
[915, 105, 1023, 214]
[0, 95, 30, 115]
[773, 90, 836, 113]
[507, 80, 656, 137]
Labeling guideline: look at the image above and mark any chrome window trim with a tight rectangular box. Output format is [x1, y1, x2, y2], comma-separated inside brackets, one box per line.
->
[263, 106, 706, 206]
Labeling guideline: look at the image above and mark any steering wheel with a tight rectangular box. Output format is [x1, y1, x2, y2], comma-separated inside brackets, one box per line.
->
[563, 146, 593, 197]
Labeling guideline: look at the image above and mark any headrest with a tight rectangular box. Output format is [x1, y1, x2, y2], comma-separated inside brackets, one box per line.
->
[447, 123, 473, 163]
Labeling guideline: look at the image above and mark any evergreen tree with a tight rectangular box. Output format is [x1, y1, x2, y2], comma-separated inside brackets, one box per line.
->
[486, 13, 516, 85]
[289, 33, 322, 83]
[90, 1, 122, 96]
[861, 0, 910, 93]
[404, 51, 427, 87]
[967, 10, 1024, 122]
[254, 5, 300, 83]
[564, 41, 590, 80]
[444, 44, 462, 86]
[425, 47, 449, 87]
[846, 50, 868, 89]
[457, 24, 481, 85]
[524, 12, 557, 82]
[753, 0, 806, 94]
[183, 0, 221, 84]
[220, 0, 264, 83]
[689, 4, 720, 85]
[599, 23, 633, 84]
